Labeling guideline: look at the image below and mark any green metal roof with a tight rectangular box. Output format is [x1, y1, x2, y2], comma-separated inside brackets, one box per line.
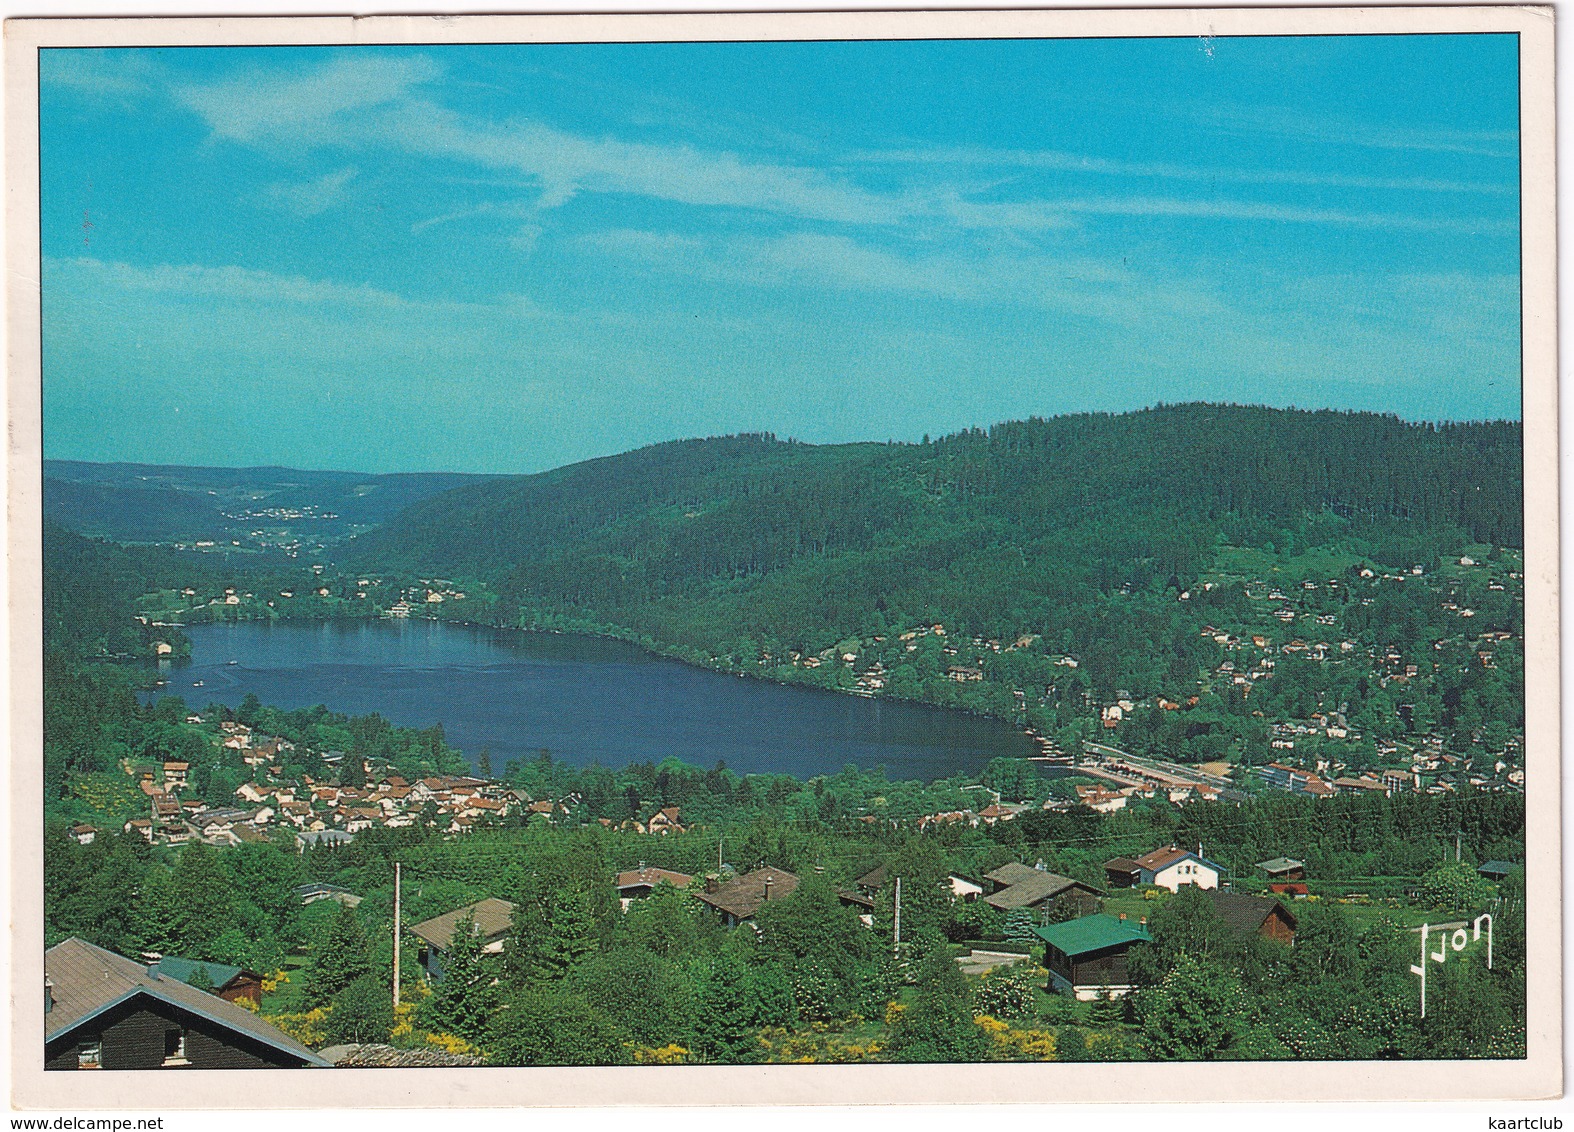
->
[1032, 913, 1151, 957]
[150, 955, 247, 989]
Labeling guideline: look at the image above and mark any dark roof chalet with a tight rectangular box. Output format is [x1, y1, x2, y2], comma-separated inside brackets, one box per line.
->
[984, 862, 1046, 888]
[147, 955, 258, 991]
[693, 866, 799, 921]
[44, 938, 327, 1066]
[854, 864, 888, 892]
[984, 871, 1104, 911]
[1208, 892, 1297, 936]
[1103, 856, 1143, 873]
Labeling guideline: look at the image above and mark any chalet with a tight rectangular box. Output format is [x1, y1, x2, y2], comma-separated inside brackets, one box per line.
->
[1477, 860, 1518, 883]
[1102, 857, 1143, 889]
[151, 793, 182, 821]
[44, 938, 328, 1070]
[294, 829, 354, 853]
[645, 806, 686, 835]
[694, 866, 799, 927]
[1130, 845, 1221, 893]
[410, 898, 517, 982]
[614, 865, 695, 909]
[295, 881, 363, 908]
[983, 862, 1103, 918]
[162, 762, 189, 791]
[123, 819, 154, 844]
[948, 873, 985, 901]
[1034, 913, 1151, 1000]
[1209, 892, 1297, 944]
[1256, 857, 1306, 882]
[853, 864, 889, 895]
[69, 824, 98, 846]
[147, 956, 265, 1005]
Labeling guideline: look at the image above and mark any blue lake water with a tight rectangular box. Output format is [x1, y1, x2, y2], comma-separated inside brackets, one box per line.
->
[151, 619, 1038, 781]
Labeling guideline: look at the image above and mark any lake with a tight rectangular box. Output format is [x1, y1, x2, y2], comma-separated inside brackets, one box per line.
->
[152, 619, 1040, 781]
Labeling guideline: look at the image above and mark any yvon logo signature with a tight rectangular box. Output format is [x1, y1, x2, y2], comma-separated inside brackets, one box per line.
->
[1409, 913, 1493, 1018]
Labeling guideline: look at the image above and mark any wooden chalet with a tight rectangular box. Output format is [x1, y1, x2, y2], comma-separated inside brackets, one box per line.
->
[1256, 857, 1306, 881]
[1477, 860, 1518, 883]
[1103, 856, 1144, 889]
[409, 897, 517, 981]
[1209, 892, 1297, 944]
[693, 866, 799, 927]
[45, 938, 328, 1070]
[614, 865, 695, 908]
[983, 862, 1103, 918]
[146, 956, 265, 1006]
[1033, 913, 1151, 1000]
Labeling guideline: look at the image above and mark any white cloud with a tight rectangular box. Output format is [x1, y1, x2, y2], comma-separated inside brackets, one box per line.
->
[174, 54, 442, 145]
[859, 144, 1516, 197]
[581, 226, 1225, 325]
[262, 166, 358, 217]
[40, 50, 159, 98]
[46, 256, 447, 311]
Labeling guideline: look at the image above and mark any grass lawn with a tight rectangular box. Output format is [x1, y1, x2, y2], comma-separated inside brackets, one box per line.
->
[261, 953, 314, 1015]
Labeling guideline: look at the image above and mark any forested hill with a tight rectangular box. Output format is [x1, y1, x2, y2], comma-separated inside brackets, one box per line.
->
[349, 403, 1521, 660]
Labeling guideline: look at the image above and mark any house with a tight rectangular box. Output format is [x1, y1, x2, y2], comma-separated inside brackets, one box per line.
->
[294, 829, 354, 853]
[123, 819, 154, 844]
[69, 823, 98, 846]
[1209, 892, 1297, 944]
[1268, 881, 1310, 898]
[1256, 857, 1306, 882]
[1034, 913, 1151, 1000]
[853, 864, 889, 895]
[295, 882, 363, 908]
[645, 806, 686, 835]
[146, 956, 265, 1005]
[983, 862, 1103, 919]
[1131, 845, 1222, 893]
[948, 873, 985, 902]
[693, 866, 799, 927]
[162, 762, 189, 791]
[614, 865, 695, 910]
[409, 898, 517, 982]
[44, 938, 328, 1069]
[1477, 860, 1518, 883]
[1102, 857, 1144, 889]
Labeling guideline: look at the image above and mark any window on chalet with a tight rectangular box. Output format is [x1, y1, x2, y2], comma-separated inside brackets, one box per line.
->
[162, 1030, 189, 1066]
[77, 1041, 102, 1069]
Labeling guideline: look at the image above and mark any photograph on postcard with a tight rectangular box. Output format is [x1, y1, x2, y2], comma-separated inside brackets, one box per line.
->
[14, 10, 1554, 1094]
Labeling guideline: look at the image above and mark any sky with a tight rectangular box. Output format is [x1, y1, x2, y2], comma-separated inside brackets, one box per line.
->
[39, 35, 1522, 475]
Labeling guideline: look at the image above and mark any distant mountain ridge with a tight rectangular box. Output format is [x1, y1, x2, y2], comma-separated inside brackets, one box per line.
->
[43, 459, 498, 543]
[346, 403, 1522, 651]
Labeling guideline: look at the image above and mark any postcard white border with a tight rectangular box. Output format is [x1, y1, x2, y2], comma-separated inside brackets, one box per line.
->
[5, 5, 1560, 1108]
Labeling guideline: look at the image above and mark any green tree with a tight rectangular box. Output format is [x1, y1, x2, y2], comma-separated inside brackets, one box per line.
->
[326, 974, 395, 1045]
[488, 985, 628, 1066]
[1135, 954, 1252, 1060]
[886, 950, 991, 1063]
[1415, 861, 1495, 914]
[422, 911, 500, 1042]
[305, 903, 372, 1002]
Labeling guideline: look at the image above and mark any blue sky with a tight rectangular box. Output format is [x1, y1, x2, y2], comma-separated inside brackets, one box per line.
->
[40, 36, 1521, 474]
